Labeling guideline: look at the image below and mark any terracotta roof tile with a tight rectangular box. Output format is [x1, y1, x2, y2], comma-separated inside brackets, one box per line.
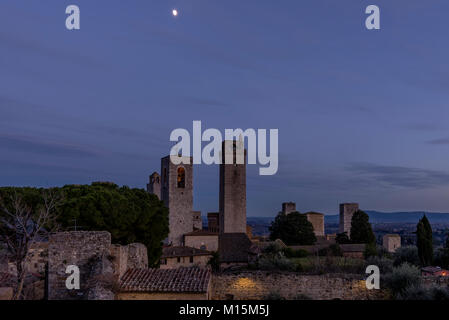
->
[120, 267, 210, 293]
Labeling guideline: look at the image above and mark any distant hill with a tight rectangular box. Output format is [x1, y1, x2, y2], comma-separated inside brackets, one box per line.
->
[324, 211, 449, 224]
[247, 211, 449, 225]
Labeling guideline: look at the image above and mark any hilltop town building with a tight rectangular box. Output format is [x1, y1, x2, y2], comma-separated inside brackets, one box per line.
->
[160, 155, 194, 246]
[160, 247, 212, 269]
[219, 140, 247, 234]
[282, 202, 296, 215]
[339, 203, 359, 237]
[305, 212, 325, 237]
[192, 211, 203, 231]
[383, 234, 401, 253]
[147, 172, 161, 200]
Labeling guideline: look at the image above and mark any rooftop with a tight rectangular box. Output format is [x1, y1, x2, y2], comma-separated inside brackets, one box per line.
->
[120, 267, 210, 293]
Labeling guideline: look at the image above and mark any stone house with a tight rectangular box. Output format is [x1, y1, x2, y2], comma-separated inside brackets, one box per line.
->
[184, 230, 219, 252]
[421, 266, 449, 277]
[382, 234, 401, 253]
[160, 246, 212, 269]
[340, 244, 366, 259]
[118, 267, 211, 300]
[219, 233, 259, 269]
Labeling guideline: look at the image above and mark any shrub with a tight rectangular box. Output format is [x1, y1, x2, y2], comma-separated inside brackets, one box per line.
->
[283, 248, 309, 258]
[383, 263, 421, 297]
[433, 248, 449, 269]
[317, 244, 343, 257]
[366, 256, 394, 274]
[393, 246, 420, 267]
[258, 253, 296, 271]
[364, 243, 378, 259]
[263, 291, 285, 300]
[397, 285, 449, 301]
[263, 242, 284, 255]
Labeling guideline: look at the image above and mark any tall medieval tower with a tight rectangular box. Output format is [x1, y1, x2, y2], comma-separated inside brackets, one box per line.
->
[339, 203, 359, 237]
[161, 155, 193, 246]
[219, 140, 247, 234]
[147, 172, 161, 200]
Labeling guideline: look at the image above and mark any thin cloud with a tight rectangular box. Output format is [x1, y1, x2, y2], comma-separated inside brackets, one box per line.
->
[346, 162, 449, 189]
[0, 133, 101, 158]
[426, 138, 449, 145]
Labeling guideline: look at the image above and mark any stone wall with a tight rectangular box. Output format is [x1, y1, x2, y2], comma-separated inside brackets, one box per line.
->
[117, 292, 208, 300]
[126, 243, 148, 269]
[185, 235, 219, 252]
[211, 271, 385, 300]
[48, 231, 112, 300]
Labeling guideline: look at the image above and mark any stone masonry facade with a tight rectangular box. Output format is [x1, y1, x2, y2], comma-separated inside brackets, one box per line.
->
[339, 203, 359, 237]
[161, 156, 194, 246]
[211, 271, 385, 300]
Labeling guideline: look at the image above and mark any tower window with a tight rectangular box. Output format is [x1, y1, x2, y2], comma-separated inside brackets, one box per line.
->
[177, 167, 185, 188]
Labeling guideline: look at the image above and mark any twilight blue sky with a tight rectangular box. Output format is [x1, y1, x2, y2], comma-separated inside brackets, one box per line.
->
[1, 1, 449, 216]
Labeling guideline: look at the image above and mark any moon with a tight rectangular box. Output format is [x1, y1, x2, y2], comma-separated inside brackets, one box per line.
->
[172, 9, 178, 17]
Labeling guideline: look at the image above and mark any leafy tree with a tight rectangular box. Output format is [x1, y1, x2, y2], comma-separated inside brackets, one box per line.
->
[416, 215, 433, 266]
[0, 183, 169, 266]
[350, 210, 376, 244]
[336, 232, 351, 244]
[269, 211, 316, 245]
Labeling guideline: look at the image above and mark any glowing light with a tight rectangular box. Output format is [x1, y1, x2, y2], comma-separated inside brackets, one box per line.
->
[172, 9, 178, 17]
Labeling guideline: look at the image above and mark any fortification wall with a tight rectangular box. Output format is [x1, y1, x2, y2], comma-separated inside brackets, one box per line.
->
[211, 271, 386, 300]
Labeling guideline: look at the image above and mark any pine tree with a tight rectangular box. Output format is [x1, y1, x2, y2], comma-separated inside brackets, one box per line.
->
[269, 211, 317, 245]
[416, 215, 433, 266]
[350, 210, 376, 244]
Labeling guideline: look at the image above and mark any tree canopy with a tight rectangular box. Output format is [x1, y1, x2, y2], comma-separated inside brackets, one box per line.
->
[0, 183, 169, 266]
[269, 211, 316, 245]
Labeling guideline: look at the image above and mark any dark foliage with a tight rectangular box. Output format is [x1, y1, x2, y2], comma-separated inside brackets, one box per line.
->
[269, 211, 316, 245]
[416, 215, 433, 266]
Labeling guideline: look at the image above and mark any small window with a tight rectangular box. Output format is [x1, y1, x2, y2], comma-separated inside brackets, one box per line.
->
[177, 257, 181, 263]
[177, 167, 185, 188]
[190, 256, 194, 263]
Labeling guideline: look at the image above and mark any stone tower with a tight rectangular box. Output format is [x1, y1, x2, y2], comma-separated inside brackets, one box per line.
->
[161, 155, 193, 246]
[147, 172, 161, 200]
[282, 202, 296, 214]
[339, 203, 359, 237]
[219, 140, 247, 234]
